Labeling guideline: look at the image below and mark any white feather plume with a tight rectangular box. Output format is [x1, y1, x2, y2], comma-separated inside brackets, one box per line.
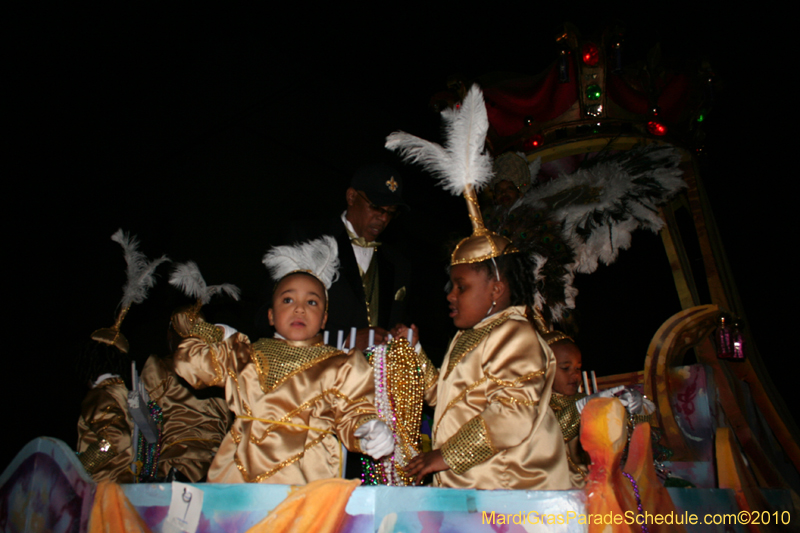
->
[520, 144, 685, 274]
[262, 235, 340, 290]
[169, 261, 241, 305]
[111, 229, 170, 310]
[385, 84, 494, 196]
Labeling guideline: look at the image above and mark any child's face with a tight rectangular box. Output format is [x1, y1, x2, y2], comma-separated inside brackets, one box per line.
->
[268, 273, 328, 342]
[447, 264, 497, 329]
[552, 341, 582, 396]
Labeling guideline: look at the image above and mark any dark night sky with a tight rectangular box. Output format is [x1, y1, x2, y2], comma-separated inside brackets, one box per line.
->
[5, 6, 795, 468]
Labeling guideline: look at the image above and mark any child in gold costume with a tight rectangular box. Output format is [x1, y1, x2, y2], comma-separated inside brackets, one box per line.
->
[546, 333, 590, 486]
[402, 255, 573, 490]
[173, 237, 394, 484]
[76, 344, 135, 484]
[387, 84, 572, 490]
[76, 229, 169, 483]
[546, 332, 646, 488]
[140, 347, 232, 482]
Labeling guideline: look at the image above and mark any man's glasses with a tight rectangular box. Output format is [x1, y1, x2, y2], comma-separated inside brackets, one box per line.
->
[357, 190, 400, 219]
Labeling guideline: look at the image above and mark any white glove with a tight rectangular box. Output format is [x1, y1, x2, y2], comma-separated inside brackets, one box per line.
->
[618, 389, 644, 414]
[575, 385, 626, 413]
[354, 419, 394, 460]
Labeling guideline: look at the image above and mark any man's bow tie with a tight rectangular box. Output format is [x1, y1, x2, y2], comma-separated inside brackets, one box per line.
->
[350, 236, 381, 248]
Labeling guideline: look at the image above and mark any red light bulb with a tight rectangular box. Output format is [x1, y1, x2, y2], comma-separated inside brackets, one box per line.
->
[647, 121, 667, 136]
[582, 43, 600, 67]
[523, 134, 544, 151]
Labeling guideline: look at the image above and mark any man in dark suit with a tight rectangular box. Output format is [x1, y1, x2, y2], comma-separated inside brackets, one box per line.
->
[261, 164, 411, 350]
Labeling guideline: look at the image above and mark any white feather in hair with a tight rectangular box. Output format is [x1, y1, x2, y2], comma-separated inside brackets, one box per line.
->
[169, 261, 241, 304]
[111, 229, 169, 310]
[386, 84, 494, 196]
[262, 235, 340, 290]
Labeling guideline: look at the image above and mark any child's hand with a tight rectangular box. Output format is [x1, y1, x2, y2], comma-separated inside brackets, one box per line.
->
[403, 450, 449, 485]
[353, 327, 389, 351]
[390, 323, 419, 346]
[575, 385, 626, 413]
[354, 419, 394, 459]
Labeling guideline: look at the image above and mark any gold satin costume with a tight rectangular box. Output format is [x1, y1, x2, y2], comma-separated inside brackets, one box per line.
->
[76, 377, 135, 483]
[421, 306, 572, 489]
[174, 332, 378, 484]
[550, 391, 589, 487]
[141, 355, 233, 481]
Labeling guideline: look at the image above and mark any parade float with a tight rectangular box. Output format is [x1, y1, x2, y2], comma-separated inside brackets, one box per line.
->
[2, 23, 798, 533]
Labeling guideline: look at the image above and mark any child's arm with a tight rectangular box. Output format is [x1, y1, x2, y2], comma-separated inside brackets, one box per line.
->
[439, 321, 547, 476]
[172, 316, 251, 389]
[77, 384, 132, 479]
[327, 349, 386, 453]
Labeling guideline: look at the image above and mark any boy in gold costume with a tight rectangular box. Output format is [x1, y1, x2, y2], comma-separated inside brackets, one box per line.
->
[387, 85, 572, 490]
[173, 236, 394, 484]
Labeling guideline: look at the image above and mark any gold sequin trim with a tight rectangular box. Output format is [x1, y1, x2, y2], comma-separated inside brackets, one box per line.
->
[78, 438, 115, 474]
[490, 396, 540, 407]
[96, 377, 125, 388]
[567, 448, 587, 480]
[440, 416, 497, 475]
[199, 343, 224, 386]
[485, 369, 545, 388]
[444, 315, 510, 378]
[550, 392, 585, 442]
[417, 348, 439, 390]
[88, 409, 124, 436]
[433, 377, 487, 441]
[247, 389, 371, 445]
[234, 433, 331, 482]
[189, 322, 224, 344]
[250, 338, 344, 394]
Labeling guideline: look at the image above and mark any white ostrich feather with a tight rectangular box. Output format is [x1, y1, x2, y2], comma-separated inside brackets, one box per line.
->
[111, 229, 169, 310]
[386, 84, 494, 196]
[263, 235, 340, 290]
[169, 261, 241, 305]
[521, 144, 685, 274]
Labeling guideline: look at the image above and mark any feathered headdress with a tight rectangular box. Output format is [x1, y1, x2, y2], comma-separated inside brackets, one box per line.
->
[386, 84, 517, 265]
[484, 143, 685, 327]
[169, 260, 241, 318]
[262, 236, 340, 290]
[518, 143, 686, 273]
[91, 229, 170, 353]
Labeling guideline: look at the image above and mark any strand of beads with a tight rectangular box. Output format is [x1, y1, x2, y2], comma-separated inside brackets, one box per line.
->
[622, 471, 649, 533]
[135, 400, 163, 481]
